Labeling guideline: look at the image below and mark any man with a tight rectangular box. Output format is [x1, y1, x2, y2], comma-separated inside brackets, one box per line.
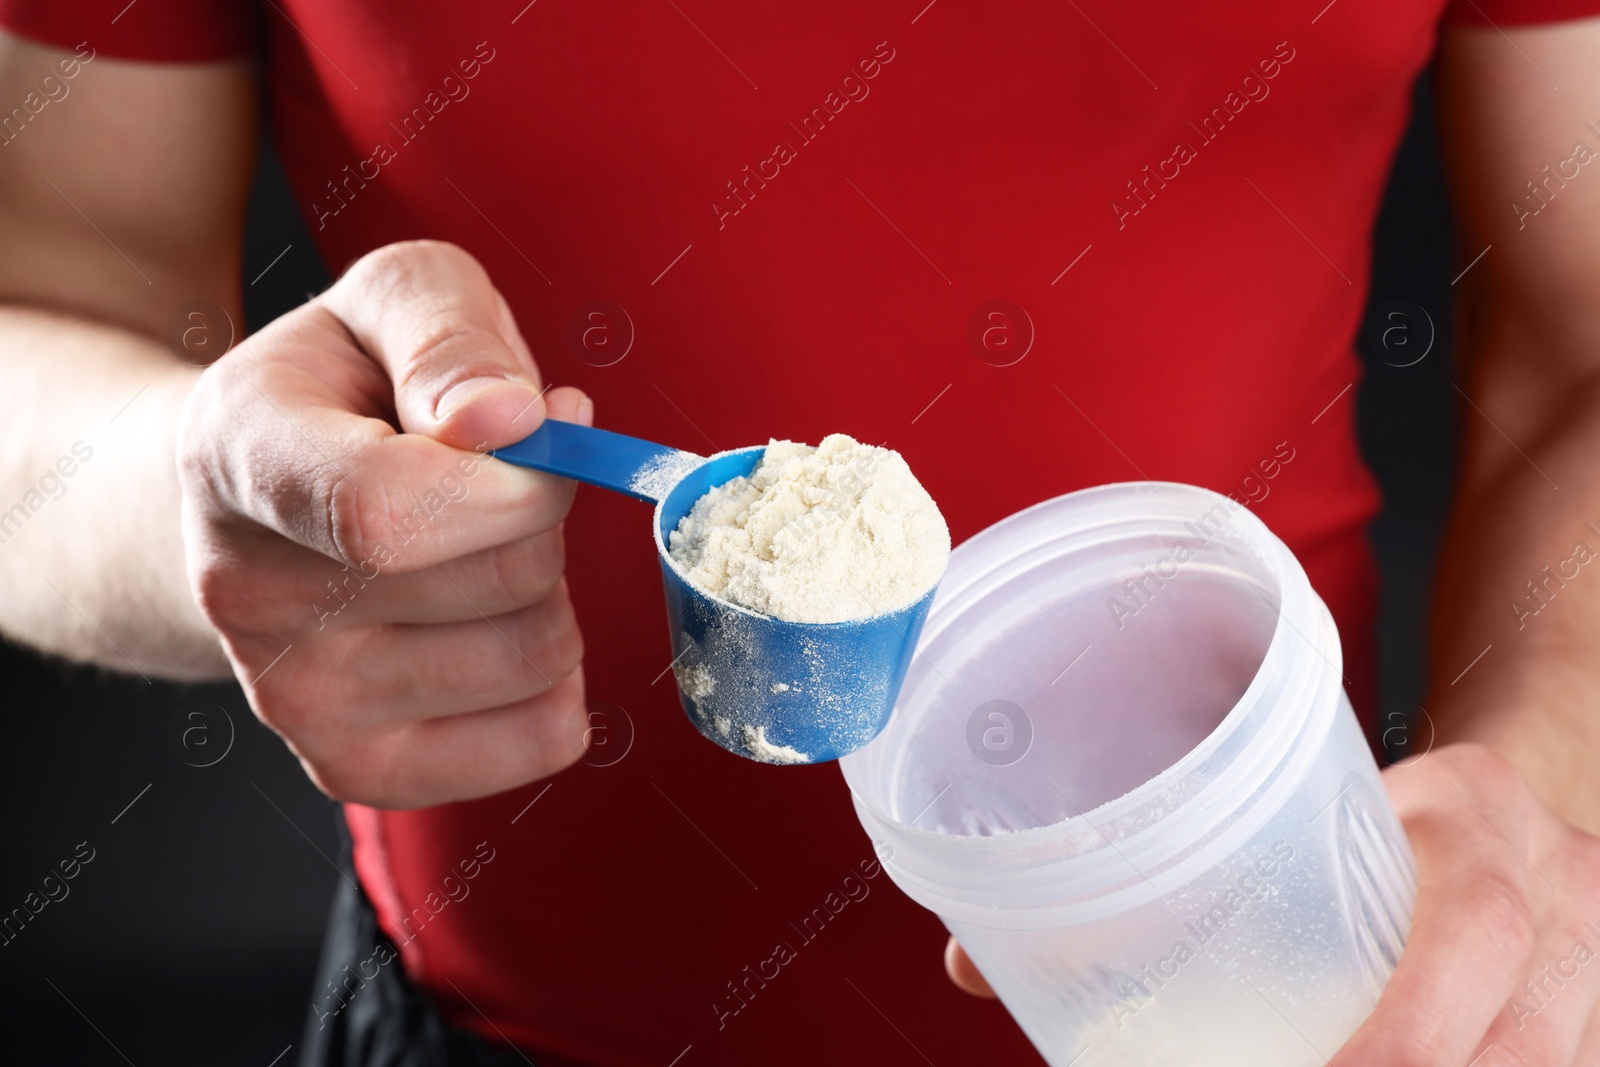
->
[1, 0, 1598, 1063]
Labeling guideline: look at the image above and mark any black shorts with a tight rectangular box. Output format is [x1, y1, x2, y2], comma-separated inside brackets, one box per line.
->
[299, 813, 536, 1067]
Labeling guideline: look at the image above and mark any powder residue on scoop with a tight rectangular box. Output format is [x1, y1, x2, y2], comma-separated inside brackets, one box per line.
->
[667, 434, 950, 623]
[628, 449, 702, 501]
[742, 725, 808, 764]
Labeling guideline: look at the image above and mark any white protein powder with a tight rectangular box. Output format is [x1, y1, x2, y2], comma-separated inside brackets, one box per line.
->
[667, 434, 950, 623]
[628, 448, 702, 501]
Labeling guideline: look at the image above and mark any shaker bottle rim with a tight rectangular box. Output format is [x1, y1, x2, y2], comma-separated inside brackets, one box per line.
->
[840, 481, 1345, 927]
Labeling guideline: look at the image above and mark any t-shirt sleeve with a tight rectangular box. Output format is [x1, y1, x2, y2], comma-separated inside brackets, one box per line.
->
[1443, 0, 1600, 25]
[0, 0, 255, 62]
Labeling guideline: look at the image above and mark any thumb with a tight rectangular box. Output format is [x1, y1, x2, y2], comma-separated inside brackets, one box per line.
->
[321, 240, 566, 450]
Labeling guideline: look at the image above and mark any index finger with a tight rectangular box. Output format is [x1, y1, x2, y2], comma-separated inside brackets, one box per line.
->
[1327, 786, 1537, 1065]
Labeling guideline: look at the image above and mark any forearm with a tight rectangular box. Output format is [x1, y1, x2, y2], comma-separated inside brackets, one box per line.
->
[0, 305, 226, 679]
[1428, 347, 1600, 832]
[1425, 12, 1600, 836]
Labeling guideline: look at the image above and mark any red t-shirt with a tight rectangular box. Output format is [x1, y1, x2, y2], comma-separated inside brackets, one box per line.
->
[6, 1, 1597, 1063]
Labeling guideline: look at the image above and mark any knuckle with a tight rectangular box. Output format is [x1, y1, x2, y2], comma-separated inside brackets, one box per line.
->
[525, 677, 586, 772]
[547, 614, 585, 681]
[488, 534, 565, 606]
[248, 670, 323, 739]
[545, 622, 584, 685]
[250, 641, 366, 741]
[512, 481, 580, 538]
[174, 431, 214, 498]
[301, 753, 368, 804]
[327, 472, 377, 569]
[1460, 868, 1538, 958]
[496, 596, 582, 689]
[381, 238, 475, 272]
[558, 600, 585, 669]
[254, 691, 310, 739]
[295, 729, 388, 804]
[400, 313, 511, 391]
[176, 363, 247, 496]
[1377, 1033, 1439, 1067]
[538, 585, 584, 676]
[412, 239, 480, 275]
[188, 556, 231, 625]
[346, 240, 447, 282]
[1448, 743, 1529, 801]
[341, 241, 487, 308]
[190, 553, 262, 632]
[174, 386, 214, 480]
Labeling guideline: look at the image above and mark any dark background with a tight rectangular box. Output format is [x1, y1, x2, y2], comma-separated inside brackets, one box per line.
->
[0, 74, 1457, 1064]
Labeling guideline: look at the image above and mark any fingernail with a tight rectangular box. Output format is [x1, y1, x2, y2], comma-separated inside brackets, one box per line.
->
[436, 376, 531, 420]
[577, 396, 595, 427]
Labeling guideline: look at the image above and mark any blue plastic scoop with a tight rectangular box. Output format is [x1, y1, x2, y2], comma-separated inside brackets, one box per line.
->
[492, 420, 938, 765]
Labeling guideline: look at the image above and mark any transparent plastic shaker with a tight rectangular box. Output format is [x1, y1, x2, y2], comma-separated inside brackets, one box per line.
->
[840, 482, 1417, 1066]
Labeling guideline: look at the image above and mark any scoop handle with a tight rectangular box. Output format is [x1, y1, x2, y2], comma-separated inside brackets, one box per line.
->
[490, 419, 704, 504]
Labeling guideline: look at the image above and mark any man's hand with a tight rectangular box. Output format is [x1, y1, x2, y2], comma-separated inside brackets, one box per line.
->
[945, 744, 1600, 1063]
[1328, 744, 1600, 1066]
[178, 240, 591, 809]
